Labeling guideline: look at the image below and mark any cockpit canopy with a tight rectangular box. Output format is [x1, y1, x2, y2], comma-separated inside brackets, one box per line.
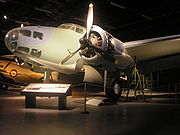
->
[58, 23, 86, 34]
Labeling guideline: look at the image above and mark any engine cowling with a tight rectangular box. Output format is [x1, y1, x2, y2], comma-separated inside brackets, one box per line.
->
[80, 25, 125, 64]
[110, 38, 124, 55]
[80, 25, 108, 63]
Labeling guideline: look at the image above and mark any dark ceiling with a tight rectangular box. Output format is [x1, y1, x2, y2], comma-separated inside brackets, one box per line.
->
[0, 0, 180, 54]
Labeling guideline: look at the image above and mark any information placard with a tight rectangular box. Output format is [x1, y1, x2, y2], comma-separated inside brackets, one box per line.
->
[22, 83, 71, 93]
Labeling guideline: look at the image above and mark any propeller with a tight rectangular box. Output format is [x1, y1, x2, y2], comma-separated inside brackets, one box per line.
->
[79, 38, 116, 63]
[60, 3, 94, 64]
[61, 3, 114, 64]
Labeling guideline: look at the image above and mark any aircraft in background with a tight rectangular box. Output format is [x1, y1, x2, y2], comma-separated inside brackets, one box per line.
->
[0, 55, 44, 89]
[4, 3, 180, 100]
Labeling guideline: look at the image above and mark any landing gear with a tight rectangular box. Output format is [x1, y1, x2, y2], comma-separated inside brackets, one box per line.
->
[105, 78, 122, 101]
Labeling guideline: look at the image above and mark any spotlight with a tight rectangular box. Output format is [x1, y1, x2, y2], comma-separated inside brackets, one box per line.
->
[3, 15, 7, 19]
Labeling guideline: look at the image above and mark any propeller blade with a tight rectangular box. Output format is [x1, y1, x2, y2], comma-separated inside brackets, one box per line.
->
[86, 3, 93, 39]
[61, 46, 84, 64]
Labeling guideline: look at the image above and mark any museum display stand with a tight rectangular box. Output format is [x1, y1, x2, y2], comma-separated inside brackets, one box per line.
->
[20, 83, 71, 110]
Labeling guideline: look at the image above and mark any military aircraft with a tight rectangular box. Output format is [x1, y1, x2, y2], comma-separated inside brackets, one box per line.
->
[0, 55, 44, 90]
[4, 3, 180, 100]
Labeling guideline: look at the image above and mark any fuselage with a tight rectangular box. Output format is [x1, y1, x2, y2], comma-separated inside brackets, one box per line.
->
[5, 23, 86, 65]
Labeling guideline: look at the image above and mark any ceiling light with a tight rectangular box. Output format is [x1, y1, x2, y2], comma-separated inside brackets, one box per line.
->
[3, 15, 7, 19]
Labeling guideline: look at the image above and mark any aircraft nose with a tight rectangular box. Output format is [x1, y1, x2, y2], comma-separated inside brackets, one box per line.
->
[5, 29, 19, 52]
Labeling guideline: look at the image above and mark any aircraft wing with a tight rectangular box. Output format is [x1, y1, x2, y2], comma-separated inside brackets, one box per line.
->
[0, 55, 15, 61]
[123, 34, 180, 72]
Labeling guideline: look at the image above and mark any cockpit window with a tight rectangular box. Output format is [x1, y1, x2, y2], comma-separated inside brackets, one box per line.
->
[19, 30, 31, 37]
[75, 27, 84, 34]
[58, 24, 73, 29]
[17, 46, 29, 53]
[5, 30, 18, 50]
[33, 31, 43, 40]
[70, 26, 75, 31]
[58, 23, 86, 34]
[31, 49, 42, 58]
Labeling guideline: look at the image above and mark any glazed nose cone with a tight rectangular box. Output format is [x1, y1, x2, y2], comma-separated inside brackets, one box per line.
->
[5, 29, 19, 52]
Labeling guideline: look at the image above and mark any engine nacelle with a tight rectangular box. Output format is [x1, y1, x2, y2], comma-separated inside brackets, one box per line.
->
[110, 38, 124, 54]
[80, 25, 125, 64]
[80, 25, 108, 63]
[90, 25, 108, 51]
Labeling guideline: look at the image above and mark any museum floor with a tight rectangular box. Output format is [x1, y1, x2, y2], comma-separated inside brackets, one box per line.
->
[0, 90, 180, 135]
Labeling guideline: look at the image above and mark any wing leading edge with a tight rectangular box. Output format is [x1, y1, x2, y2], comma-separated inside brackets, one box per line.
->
[124, 34, 180, 72]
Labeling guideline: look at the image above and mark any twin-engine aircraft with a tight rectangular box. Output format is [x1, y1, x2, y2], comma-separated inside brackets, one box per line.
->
[4, 3, 180, 100]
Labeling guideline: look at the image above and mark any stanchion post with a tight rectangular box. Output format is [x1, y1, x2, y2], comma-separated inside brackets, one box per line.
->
[81, 83, 89, 114]
[168, 83, 171, 95]
[175, 83, 177, 105]
[173, 83, 180, 111]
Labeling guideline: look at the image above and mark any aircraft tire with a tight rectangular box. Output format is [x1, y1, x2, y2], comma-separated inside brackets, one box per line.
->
[105, 78, 122, 101]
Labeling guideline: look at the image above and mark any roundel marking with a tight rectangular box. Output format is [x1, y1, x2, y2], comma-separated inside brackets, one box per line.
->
[10, 69, 18, 77]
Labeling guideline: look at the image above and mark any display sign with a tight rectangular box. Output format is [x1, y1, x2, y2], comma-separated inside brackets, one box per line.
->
[22, 83, 71, 93]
